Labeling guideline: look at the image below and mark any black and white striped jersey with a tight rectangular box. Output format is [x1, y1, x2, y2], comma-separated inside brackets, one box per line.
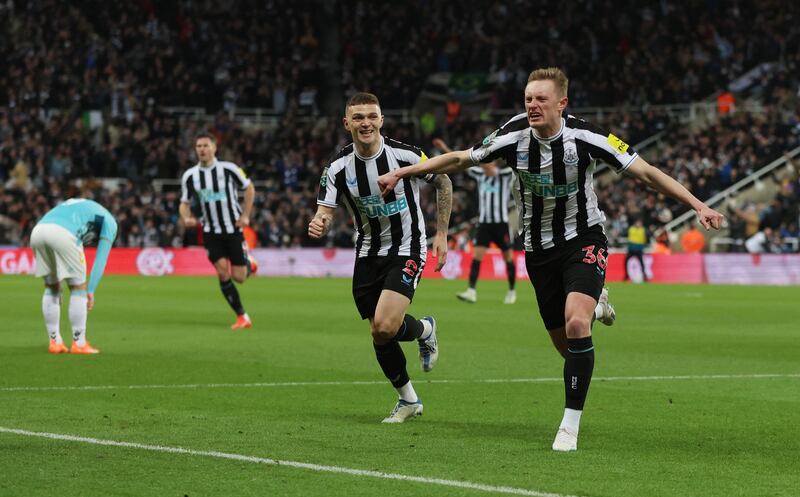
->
[317, 136, 436, 258]
[470, 113, 638, 251]
[180, 159, 251, 234]
[466, 166, 514, 224]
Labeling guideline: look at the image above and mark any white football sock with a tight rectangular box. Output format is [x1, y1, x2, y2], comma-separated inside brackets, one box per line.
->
[594, 303, 603, 320]
[396, 381, 419, 403]
[69, 291, 88, 346]
[560, 408, 583, 434]
[419, 319, 433, 340]
[42, 289, 62, 343]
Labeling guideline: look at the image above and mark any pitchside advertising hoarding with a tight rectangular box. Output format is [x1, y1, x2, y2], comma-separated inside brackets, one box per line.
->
[1, 247, 799, 284]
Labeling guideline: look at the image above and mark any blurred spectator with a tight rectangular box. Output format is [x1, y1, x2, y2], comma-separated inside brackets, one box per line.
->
[625, 218, 648, 281]
[745, 227, 776, 253]
[681, 225, 706, 253]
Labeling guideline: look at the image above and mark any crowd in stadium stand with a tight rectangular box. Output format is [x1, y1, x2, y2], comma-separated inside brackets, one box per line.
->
[339, 0, 797, 108]
[1, 0, 799, 253]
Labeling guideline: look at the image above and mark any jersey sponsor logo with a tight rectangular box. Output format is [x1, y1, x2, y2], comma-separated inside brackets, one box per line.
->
[479, 182, 500, 194]
[564, 148, 579, 166]
[199, 189, 228, 202]
[353, 194, 408, 218]
[518, 170, 578, 198]
[346, 176, 358, 186]
[516, 151, 529, 162]
[607, 134, 629, 154]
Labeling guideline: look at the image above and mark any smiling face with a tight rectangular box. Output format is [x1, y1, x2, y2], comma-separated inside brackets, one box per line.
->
[344, 103, 384, 156]
[524, 79, 568, 138]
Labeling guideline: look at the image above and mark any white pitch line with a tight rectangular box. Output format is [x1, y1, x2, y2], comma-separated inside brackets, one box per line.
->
[0, 373, 797, 393]
[0, 427, 577, 497]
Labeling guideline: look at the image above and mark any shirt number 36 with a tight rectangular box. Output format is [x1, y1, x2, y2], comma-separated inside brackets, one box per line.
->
[581, 245, 608, 270]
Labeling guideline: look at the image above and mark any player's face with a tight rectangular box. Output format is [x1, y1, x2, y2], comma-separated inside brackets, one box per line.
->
[195, 138, 217, 164]
[344, 104, 384, 151]
[524, 80, 568, 135]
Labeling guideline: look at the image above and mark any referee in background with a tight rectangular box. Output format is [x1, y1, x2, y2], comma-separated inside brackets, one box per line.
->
[180, 133, 257, 330]
[434, 138, 517, 304]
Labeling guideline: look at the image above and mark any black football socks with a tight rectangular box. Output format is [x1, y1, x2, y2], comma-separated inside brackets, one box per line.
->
[374, 341, 409, 388]
[219, 279, 245, 315]
[394, 314, 425, 342]
[564, 336, 595, 410]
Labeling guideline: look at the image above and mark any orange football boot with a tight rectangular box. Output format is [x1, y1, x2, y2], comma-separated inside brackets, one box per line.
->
[70, 342, 100, 354]
[231, 313, 252, 330]
[48, 340, 69, 354]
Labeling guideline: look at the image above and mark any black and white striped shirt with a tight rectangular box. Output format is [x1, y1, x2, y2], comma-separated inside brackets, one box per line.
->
[180, 159, 251, 234]
[317, 136, 435, 258]
[470, 113, 638, 251]
[466, 166, 514, 224]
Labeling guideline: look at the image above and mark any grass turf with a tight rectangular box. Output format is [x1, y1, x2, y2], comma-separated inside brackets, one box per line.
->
[0, 275, 798, 497]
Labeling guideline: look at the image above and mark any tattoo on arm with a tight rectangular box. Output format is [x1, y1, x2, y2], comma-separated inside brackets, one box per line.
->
[433, 175, 453, 235]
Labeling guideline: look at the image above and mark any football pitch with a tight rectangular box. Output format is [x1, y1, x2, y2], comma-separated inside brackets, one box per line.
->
[0, 275, 797, 497]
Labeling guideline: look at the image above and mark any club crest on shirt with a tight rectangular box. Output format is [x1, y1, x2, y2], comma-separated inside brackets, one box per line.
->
[564, 148, 579, 166]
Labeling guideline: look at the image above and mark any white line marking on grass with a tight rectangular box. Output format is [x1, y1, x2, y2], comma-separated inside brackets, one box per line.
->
[0, 373, 797, 393]
[0, 426, 577, 497]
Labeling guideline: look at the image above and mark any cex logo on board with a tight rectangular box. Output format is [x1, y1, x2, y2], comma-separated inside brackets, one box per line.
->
[0, 250, 35, 274]
[136, 248, 174, 276]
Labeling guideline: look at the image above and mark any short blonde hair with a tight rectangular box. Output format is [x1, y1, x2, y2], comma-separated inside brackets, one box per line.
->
[527, 67, 569, 97]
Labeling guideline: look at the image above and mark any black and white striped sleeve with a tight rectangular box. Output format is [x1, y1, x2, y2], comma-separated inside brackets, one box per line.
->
[222, 162, 252, 189]
[395, 145, 435, 184]
[317, 162, 341, 208]
[468, 113, 528, 165]
[180, 168, 194, 203]
[569, 117, 638, 173]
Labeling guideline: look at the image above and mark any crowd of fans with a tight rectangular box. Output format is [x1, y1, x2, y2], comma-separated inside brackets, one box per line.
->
[340, 0, 799, 109]
[1, 0, 799, 253]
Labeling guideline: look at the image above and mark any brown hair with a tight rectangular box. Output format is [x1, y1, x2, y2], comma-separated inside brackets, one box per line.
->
[527, 67, 569, 97]
[345, 92, 381, 110]
[195, 132, 217, 144]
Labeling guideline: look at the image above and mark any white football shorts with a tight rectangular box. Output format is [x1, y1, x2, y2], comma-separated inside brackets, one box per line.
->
[30, 223, 87, 286]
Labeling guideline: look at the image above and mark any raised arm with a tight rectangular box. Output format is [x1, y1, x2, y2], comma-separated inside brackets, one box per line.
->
[626, 157, 724, 230]
[430, 174, 452, 271]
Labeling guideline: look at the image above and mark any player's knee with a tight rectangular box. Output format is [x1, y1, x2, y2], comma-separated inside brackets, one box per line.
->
[565, 315, 592, 337]
[371, 317, 401, 342]
[231, 272, 246, 284]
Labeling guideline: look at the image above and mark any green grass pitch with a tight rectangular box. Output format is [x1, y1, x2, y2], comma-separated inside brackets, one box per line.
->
[0, 275, 798, 497]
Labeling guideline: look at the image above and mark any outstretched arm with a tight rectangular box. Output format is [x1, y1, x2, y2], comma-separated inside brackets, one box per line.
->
[378, 150, 473, 195]
[308, 205, 335, 239]
[626, 157, 724, 230]
[430, 174, 452, 271]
